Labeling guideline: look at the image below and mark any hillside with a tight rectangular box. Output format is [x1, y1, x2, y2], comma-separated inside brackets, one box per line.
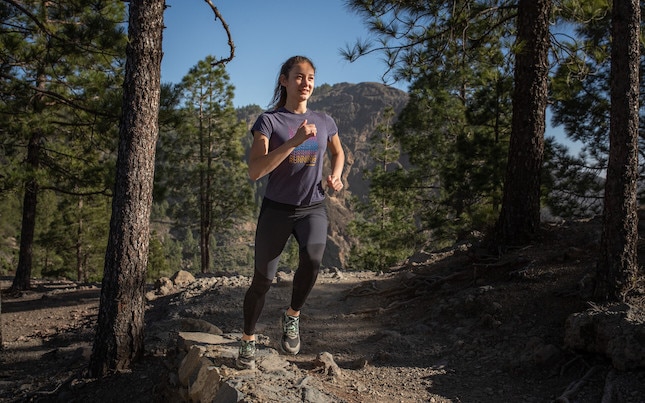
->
[310, 82, 409, 268]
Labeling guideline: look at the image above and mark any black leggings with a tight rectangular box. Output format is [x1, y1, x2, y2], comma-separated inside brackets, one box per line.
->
[242, 198, 328, 336]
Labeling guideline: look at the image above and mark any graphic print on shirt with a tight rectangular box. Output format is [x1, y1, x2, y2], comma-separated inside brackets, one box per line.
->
[288, 125, 318, 166]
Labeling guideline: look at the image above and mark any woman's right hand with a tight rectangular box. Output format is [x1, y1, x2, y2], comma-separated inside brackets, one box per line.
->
[292, 119, 317, 146]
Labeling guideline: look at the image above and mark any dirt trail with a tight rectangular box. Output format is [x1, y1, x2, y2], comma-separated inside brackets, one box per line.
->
[2, 220, 645, 402]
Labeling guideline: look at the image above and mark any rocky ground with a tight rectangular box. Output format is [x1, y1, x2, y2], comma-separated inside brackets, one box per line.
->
[2, 218, 645, 402]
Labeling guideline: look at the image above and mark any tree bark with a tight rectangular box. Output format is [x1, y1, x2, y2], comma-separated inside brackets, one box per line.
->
[494, 0, 551, 246]
[89, 0, 164, 376]
[77, 196, 85, 282]
[0, 290, 3, 349]
[199, 110, 212, 273]
[594, 0, 641, 302]
[12, 131, 42, 291]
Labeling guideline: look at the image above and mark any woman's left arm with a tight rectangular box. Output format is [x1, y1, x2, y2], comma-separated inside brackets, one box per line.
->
[326, 134, 345, 191]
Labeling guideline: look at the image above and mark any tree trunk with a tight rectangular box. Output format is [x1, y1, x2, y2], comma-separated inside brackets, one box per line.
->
[199, 111, 211, 273]
[89, 0, 164, 377]
[593, 0, 641, 302]
[200, 166, 210, 273]
[1, 290, 3, 350]
[13, 131, 42, 291]
[203, 136, 212, 273]
[77, 196, 84, 282]
[494, 0, 551, 246]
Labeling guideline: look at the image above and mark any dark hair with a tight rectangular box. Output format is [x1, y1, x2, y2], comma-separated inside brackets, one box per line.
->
[269, 55, 316, 110]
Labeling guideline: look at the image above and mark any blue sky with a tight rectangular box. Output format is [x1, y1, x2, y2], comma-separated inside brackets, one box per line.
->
[162, 0, 407, 108]
[161, 0, 577, 152]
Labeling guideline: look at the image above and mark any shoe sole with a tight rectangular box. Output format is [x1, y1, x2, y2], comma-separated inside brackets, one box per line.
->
[236, 358, 256, 370]
[280, 339, 300, 355]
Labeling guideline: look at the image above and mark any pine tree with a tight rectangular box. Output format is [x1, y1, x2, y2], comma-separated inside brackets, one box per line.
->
[548, 2, 645, 215]
[495, 0, 552, 245]
[542, 139, 604, 218]
[345, 1, 513, 245]
[594, 0, 641, 302]
[349, 107, 422, 271]
[89, 0, 163, 377]
[536, 1, 644, 298]
[157, 56, 253, 273]
[147, 232, 170, 281]
[345, 1, 556, 247]
[39, 194, 110, 281]
[0, 0, 127, 290]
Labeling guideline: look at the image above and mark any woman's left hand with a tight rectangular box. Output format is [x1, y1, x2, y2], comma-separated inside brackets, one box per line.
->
[326, 175, 343, 192]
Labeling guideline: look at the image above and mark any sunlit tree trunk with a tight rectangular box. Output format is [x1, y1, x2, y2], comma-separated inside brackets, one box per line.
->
[89, 0, 164, 376]
[594, 0, 641, 302]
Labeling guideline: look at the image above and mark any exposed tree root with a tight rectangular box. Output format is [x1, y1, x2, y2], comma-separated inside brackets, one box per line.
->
[348, 296, 424, 315]
[343, 270, 471, 315]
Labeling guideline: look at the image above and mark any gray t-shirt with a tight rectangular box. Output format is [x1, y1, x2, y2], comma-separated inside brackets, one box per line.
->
[251, 107, 338, 206]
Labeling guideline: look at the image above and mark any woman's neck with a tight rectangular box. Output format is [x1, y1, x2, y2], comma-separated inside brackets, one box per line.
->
[284, 100, 308, 114]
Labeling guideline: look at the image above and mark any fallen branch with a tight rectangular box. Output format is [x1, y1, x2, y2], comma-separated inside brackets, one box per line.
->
[600, 369, 616, 403]
[554, 365, 602, 402]
[559, 354, 590, 376]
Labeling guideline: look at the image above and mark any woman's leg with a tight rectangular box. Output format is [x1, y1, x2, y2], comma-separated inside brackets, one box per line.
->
[279, 203, 328, 355]
[242, 270, 272, 337]
[290, 203, 328, 312]
[242, 202, 293, 337]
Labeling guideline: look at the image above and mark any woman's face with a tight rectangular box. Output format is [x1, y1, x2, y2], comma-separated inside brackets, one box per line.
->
[280, 62, 315, 103]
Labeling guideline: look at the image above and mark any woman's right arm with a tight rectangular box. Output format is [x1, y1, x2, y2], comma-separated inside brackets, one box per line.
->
[248, 130, 302, 181]
[248, 121, 317, 181]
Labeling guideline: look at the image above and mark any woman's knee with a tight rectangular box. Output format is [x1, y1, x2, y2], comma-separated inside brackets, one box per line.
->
[299, 243, 325, 268]
[248, 272, 272, 296]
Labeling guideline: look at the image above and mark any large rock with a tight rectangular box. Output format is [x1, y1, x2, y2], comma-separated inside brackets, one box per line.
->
[564, 303, 645, 370]
[171, 270, 196, 287]
[171, 331, 340, 402]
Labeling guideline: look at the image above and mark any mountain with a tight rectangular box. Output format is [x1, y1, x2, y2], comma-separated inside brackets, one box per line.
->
[238, 82, 409, 268]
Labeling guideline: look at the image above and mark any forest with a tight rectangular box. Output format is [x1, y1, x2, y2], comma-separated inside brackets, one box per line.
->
[1, 0, 643, 379]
